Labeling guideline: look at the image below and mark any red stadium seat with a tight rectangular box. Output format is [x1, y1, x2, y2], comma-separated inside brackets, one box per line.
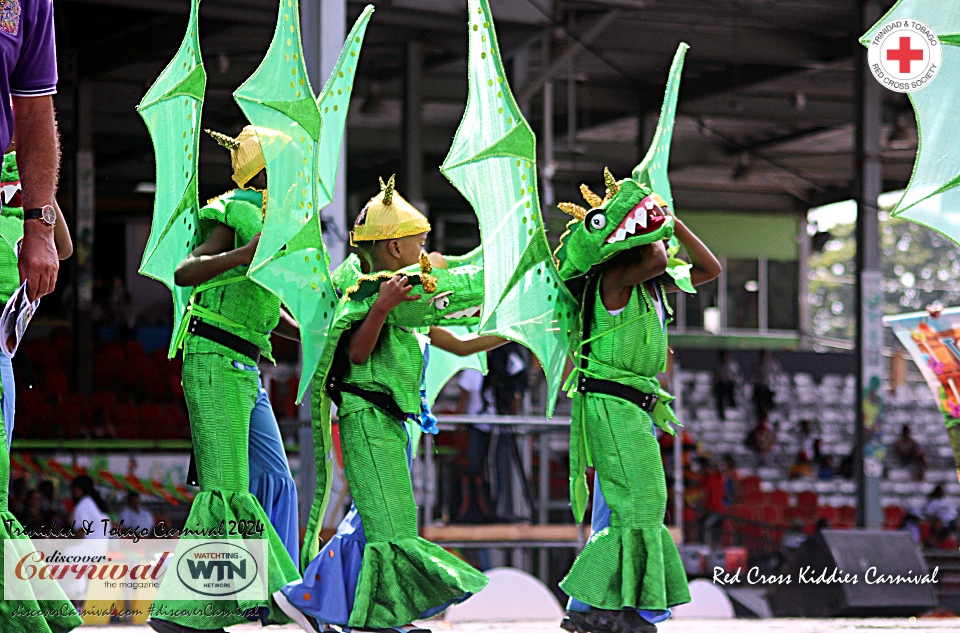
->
[796, 490, 818, 510]
[770, 489, 790, 508]
[741, 476, 761, 494]
[883, 505, 905, 529]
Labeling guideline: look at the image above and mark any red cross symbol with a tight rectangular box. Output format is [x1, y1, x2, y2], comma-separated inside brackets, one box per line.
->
[887, 36, 924, 74]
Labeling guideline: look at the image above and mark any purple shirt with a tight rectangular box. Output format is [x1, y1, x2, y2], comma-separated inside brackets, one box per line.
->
[0, 0, 57, 152]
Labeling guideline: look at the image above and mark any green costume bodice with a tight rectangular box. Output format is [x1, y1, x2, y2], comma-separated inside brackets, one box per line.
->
[583, 277, 669, 394]
[184, 188, 279, 361]
[338, 325, 424, 417]
[0, 220, 21, 304]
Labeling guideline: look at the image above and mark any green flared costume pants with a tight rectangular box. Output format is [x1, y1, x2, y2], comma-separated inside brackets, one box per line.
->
[339, 406, 488, 628]
[559, 393, 691, 611]
[150, 352, 299, 629]
[0, 398, 83, 633]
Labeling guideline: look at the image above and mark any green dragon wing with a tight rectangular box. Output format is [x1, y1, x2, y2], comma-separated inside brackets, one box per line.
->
[636, 43, 694, 293]
[862, 3, 960, 243]
[441, 0, 578, 416]
[136, 0, 205, 357]
[236, 3, 374, 404]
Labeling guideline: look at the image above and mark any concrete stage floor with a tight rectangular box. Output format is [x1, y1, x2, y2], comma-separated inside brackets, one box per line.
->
[75, 618, 960, 632]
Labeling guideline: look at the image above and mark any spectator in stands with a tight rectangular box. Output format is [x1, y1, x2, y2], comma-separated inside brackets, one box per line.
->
[924, 517, 952, 549]
[788, 451, 813, 479]
[818, 454, 836, 481]
[712, 350, 741, 420]
[924, 484, 957, 529]
[745, 412, 775, 466]
[19, 488, 42, 529]
[37, 478, 64, 525]
[450, 368, 495, 523]
[118, 491, 153, 533]
[721, 454, 740, 506]
[8, 476, 27, 517]
[901, 511, 922, 543]
[70, 475, 110, 537]
[749, 349, 782, 418]
[893, 424, 928, 481]
[797, 419, 819, 463]
[700, 458, 726, 546]
[485, 342, 528, 519]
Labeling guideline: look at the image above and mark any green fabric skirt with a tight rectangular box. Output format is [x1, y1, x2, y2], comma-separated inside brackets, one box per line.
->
[339, 406, 488, 628]
[560, 393, 690, 611]
[150, 352, 299, 629]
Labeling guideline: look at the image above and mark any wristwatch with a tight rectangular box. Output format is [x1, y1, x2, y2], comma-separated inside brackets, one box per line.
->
[24, 205, 56, 226]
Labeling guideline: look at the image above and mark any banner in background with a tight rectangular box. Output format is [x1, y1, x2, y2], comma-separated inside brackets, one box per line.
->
[883, 307, 960, 480]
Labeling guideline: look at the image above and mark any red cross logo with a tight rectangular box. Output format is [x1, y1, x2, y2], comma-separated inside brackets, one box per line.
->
[887, 36, 924, 74]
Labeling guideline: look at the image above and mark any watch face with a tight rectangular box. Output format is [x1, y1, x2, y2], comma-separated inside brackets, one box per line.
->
[41, 205, 55, 225]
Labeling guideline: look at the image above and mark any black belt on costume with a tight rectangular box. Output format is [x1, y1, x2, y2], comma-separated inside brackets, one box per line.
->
[577, 376, 659, 412]
[187, 316, 261, 363]
[327, 374, 406, 421]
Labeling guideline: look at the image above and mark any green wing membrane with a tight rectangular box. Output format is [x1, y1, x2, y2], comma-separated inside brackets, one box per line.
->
[136, 0, 205, 357]
[862, 2, 960, 244]
[237, 4, 374, 403]
[441, 0, 577, 416]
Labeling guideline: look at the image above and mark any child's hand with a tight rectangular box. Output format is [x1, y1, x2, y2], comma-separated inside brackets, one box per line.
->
[240, 233, 261, 265]
[374, 275, 421, 312]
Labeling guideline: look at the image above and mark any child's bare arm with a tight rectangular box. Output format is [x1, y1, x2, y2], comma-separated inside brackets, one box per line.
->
[428, 327, 506, 356]
[349, 275, 419, 364]
[663, 218, 721, 292]
[274, 306, 300, 341]
[52, 200, 72, 260]
[603, 241, 669, 303]
[174, 225, 256, 287]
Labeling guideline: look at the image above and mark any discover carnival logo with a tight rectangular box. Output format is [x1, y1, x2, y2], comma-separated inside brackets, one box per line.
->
[867, 19, 942, 93]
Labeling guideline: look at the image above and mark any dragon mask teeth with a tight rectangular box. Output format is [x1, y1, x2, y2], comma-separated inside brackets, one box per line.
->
[605, 194, 667, 244]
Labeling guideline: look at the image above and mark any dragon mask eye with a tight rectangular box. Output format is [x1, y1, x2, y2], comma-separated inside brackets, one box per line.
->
[584, 209, 606, 233]
[430, 291, 453, 310]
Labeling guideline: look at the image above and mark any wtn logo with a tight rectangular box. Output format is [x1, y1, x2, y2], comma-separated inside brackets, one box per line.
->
[186, 558, 247, 582]
[175, 542, 261, 597]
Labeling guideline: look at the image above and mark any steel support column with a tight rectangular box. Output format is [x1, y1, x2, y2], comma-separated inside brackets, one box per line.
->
[403, 40, 425, 216]
[854, 0, 884, 529]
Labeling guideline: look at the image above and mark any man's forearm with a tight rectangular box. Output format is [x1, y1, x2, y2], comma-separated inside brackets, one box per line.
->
[13, 96, 59, 209]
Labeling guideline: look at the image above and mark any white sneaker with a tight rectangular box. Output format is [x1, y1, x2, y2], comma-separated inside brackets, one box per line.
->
[273, 588, 321, 633]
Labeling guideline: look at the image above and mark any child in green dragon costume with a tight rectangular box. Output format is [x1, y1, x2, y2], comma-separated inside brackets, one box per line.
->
[276, 176, 499, 633]
[555, 173, 721, 633]
[0, 150, 79, 633]
[147, 126, 301, 633]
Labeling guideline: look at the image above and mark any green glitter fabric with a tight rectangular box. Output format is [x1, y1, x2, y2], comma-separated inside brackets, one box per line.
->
[183, 189, 279, 364]
[339, 406, 488, 628]
[150, 352, 299, 628]
[560, 277, 690, 611]
[0, 152, 22, 304]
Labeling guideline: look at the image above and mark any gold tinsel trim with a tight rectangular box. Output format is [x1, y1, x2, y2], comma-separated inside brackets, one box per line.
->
[343, 270, 400, 301]
[603, 167, 619, 201]
[558, 202, 587, 221]
[421, 273, 437, 294]
[380, 174, 396, 206]
[205, 128, 240, 150]
[579, 184, 603, 209]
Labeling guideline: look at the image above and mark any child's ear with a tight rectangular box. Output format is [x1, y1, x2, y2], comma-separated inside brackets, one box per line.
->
[388, 239, 402, 259]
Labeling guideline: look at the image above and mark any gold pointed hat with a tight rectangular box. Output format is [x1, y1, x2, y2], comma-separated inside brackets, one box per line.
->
[206, 125, 281, 188]
[350, 175, 431, 246]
